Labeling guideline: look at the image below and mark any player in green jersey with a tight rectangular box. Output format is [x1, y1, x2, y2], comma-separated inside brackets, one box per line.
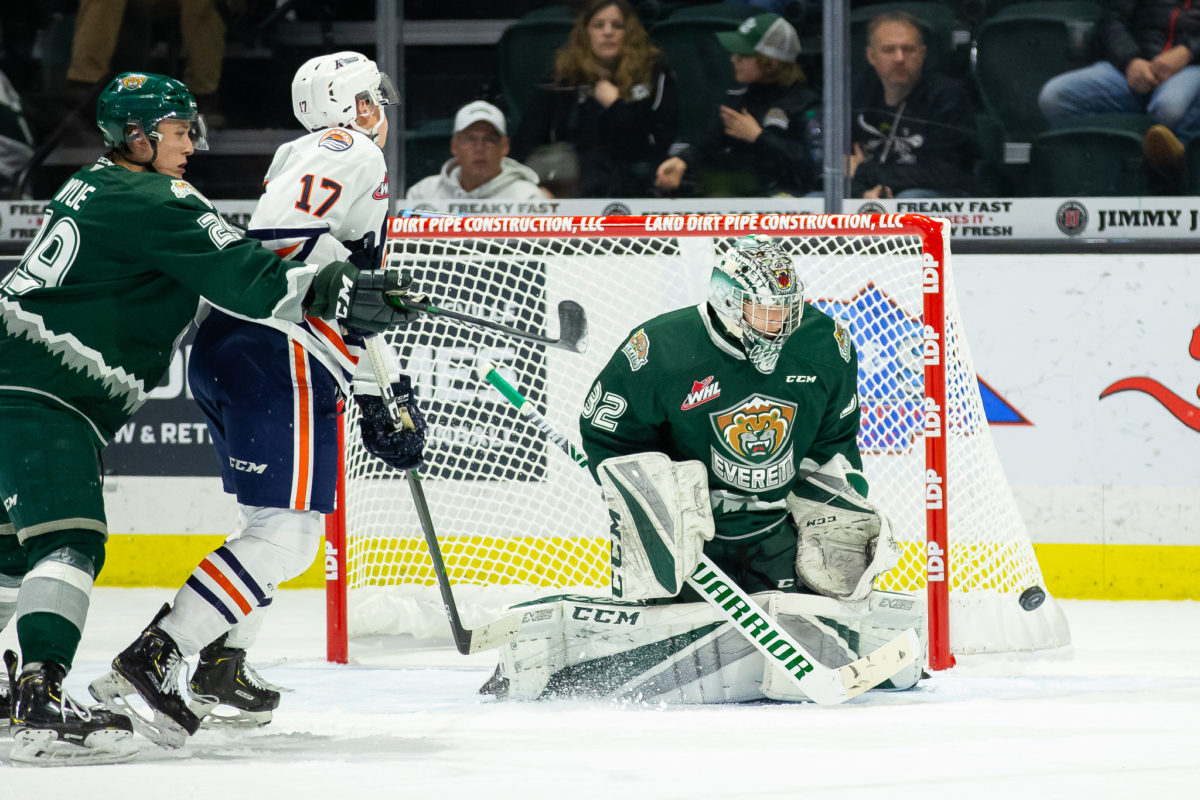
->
[0, 72, 418, 765]
[485, 234, 925, 703]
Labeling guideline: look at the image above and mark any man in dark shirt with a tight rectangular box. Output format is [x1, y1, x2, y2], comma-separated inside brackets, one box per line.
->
[848, 11, 976, 198]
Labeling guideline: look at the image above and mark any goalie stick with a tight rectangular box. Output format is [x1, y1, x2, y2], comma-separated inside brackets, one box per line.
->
[477, 360, 921, 705]
[390, 297, 589, 353]
[363, 337, 520, 654]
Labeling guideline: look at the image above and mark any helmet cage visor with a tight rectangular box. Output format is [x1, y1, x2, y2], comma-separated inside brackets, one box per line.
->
[123, 109, 208, 151]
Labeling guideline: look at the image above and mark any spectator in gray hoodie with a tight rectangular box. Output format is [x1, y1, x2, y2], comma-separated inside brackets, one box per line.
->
[407, 101, 548, 201]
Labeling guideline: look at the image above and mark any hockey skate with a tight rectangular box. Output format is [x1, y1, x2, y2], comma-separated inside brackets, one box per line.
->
[4, 650, 136, 766]
[187, 634, 281, 727]
[88, 603, 200, 749]
[1, 664, 10, 732]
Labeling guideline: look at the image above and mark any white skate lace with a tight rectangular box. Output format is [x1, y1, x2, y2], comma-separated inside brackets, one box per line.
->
[240, 660, 267, 691]
[158, 649, 186, 696]
[61, 690, 94, 723]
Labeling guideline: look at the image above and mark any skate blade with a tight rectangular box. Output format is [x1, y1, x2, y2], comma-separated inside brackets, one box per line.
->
[10, 727, 137, 767]
[199, 708, 273, 729]
[88, 671, 189, 750]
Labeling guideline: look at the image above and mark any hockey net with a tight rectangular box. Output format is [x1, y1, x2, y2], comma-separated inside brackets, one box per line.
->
[327, 214, 1070, 668]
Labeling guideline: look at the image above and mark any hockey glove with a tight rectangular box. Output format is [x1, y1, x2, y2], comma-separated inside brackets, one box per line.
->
[353, 374, 426, 471]
[308, 261, 422, 334]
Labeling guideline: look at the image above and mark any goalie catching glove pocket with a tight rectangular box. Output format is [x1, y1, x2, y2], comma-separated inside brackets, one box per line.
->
[598, 452, 715, 600]
[308, 261, 422, 334]
[352, 374, 426, 471]
[787, 454, 901, 602]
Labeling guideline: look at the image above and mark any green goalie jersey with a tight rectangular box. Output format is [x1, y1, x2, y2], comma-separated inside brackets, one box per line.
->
[580, 302, 863, 542]
[0, 158, 314, 445]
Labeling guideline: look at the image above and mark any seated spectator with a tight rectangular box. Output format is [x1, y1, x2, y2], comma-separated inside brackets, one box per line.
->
[654, 12, 819, 198]
[67, 0, 229, 121]
[406, 101, 547, 201]
[847, 11, 975, 199]
[1038, 0, 1200, 184]
[511, 0, 677, 198]
[0, 69, 35, 198]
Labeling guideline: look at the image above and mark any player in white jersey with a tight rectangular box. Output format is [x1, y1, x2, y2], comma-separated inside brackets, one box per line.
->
[89, 53, 427, 748]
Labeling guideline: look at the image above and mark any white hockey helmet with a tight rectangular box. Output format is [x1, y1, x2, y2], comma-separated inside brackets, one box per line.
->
[708, 234, 803, 374]
[291, 51, 399, 139]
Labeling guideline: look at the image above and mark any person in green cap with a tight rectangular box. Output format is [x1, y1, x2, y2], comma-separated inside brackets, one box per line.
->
[654, 12, 821, 197]
[0, 71, 419, 766]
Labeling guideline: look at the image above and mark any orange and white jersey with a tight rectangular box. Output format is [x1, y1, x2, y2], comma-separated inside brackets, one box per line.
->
[215, 126, 389, 392]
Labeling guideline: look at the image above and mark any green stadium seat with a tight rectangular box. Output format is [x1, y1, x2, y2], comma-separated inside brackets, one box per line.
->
[1185, 137, 1200, 194]
[649, 4, 757, 147]
[403, 117, 454, 195]
[973, 1, 1102, 142]
[1029, 125, 1147, 196]
[496, 6, 575, 132]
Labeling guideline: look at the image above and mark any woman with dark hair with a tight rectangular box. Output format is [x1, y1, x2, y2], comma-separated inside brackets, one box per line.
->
[655, 12, 820, 197]
[512, 0, 678, 198]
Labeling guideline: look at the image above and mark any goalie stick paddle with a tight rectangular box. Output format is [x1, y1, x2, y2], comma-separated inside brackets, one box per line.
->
[392, 297, 589, 353]
[477, 360, 921, 705]
[363, 337, 520, 655]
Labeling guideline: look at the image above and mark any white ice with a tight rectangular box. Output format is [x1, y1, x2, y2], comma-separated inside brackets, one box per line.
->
[2, 590, 1197, 798]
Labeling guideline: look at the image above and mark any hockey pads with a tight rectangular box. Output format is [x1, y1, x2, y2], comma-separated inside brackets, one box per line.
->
[308, 261, 421, 334]
[484, 590, 925, 703]
[353, 374, 426, 471]
[597, 452, 714, 600]
[787, 454, 900, 602]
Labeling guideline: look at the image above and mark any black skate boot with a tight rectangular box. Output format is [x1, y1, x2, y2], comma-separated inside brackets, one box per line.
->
[188, 634, 281, 727]
[88, 603, 200, 749]
[5, 650, 135, 766]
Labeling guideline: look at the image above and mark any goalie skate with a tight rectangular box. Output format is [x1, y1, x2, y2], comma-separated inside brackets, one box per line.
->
[187, 635, 282, 728]
[4, 650, 136, 766]
[88, 604, 200, 749]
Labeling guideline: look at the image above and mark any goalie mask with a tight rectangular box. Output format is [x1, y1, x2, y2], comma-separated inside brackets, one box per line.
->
[708, 234, 803, 374]
[96, 72, 209, 155]
[291, 51, 399, 141]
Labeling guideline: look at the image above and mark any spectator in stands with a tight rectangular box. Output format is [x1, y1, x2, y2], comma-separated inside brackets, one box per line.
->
[1038, 0, 1200, 183]
[847, 10, 975, 199]
[66, 0, 229, 122]
[511, 0, 677, 198]
[407, 101, 547, 202]
[0, 69, 35, 198]
[654, 12, 819, 198]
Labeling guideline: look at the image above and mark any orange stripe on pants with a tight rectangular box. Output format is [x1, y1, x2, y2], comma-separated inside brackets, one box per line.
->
[291, 341, 312, 510]
[199, 558, 253, 615]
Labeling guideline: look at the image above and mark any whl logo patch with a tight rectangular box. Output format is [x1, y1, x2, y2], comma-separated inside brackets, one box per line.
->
[3, 494, 15, 512]
[681, 376, 720, 410]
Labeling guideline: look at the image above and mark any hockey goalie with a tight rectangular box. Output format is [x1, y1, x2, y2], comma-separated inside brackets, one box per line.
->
[481, 235, 927, 703]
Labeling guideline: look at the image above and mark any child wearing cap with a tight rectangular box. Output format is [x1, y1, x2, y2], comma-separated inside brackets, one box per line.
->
[654, 12, 821, 198]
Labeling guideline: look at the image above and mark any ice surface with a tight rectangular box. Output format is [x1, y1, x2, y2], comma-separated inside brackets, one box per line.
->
[2, 589, 1197, 798]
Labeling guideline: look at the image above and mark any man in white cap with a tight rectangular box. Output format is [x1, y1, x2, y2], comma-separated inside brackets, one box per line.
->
[407, 100, 547, 201]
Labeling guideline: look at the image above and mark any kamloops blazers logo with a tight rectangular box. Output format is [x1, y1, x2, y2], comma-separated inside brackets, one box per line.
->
[1099, 324, 1200, 431]
[681, 376, 720, 410]
[709, 395, 796, 491]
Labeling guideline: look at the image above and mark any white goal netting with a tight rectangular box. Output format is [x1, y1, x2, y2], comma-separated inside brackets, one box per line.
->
[332, 214, 1070, 662]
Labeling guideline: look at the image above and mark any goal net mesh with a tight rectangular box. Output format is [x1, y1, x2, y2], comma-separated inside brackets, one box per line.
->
[338, 216, 1069, 656]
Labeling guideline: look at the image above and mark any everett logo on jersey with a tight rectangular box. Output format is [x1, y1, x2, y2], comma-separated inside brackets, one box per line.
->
[708, 395, 797, 491]
[319, 129, 354, 152]
[681, 376, 720, 410]
[621, 328, 650, 372]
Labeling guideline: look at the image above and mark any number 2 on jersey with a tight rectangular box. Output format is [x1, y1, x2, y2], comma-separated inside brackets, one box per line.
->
[295, 174, 343, 217]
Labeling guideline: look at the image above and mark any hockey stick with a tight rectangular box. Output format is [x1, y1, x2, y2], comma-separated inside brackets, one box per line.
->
[362, 337, 520, 654]
[392, 297, 588, 353]
[477, 360, 921, 705]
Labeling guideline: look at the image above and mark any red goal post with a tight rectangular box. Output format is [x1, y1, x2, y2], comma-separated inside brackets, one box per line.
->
[325, 213, 1070, 669]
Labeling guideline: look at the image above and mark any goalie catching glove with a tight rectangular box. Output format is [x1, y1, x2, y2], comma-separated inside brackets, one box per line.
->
[787, 454, 900, 601]
[597, 452, 714, 600]
[352, 373, 426, 471]
[307, 262, 422, 334]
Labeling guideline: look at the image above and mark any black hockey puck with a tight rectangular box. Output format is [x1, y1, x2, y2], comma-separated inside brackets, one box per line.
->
[1019, 586, 1046, 611]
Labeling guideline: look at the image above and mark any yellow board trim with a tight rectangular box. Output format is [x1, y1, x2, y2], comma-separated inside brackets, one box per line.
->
[94, 535, 1200, 600]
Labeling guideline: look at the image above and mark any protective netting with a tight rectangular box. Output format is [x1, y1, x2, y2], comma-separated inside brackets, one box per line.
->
[339, 216, 1070, 656]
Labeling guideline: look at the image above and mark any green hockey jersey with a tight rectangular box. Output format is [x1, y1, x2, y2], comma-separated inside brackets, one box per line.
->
[580, 302, 862, 541]
[0, 158, 315, 444]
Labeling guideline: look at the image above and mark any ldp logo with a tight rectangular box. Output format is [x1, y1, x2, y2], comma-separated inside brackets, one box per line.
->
[1099, 324, 1200, 431]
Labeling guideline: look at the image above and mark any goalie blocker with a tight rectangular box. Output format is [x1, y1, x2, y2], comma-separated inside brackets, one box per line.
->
[482, 590, 926, 702]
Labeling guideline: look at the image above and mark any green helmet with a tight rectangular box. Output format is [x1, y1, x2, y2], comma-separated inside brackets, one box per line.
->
[96, 72, 208, 151]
